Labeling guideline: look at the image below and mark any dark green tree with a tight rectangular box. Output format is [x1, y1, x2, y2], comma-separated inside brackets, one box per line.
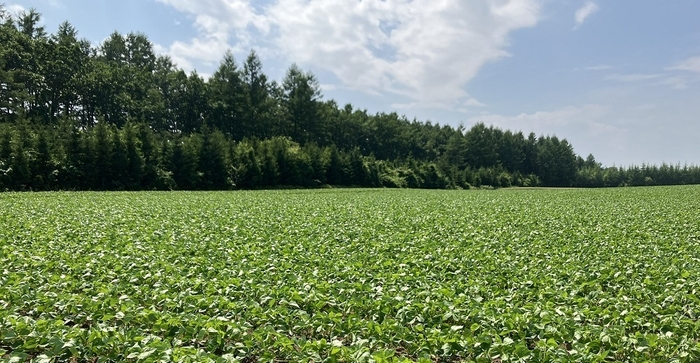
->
[536, 136, 577, 187]
[243, 50, 271, 139]
[137, 123, 160, 189]
[10, 124, 31, 189]
[32, 128, 54, 189]
[209, 50, 246, 139]
[123, 123, 144, 189]
[198, 126, 230, 189]
[282, 64, 322, 144]
[92, 122, 113, 189]
[169, 135, 200, 190]
[464, 123, 499, 169]
[110, 125, 128, 189]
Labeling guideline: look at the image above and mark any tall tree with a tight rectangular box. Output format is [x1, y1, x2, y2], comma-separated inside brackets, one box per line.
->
[536, 136, 577, 187]
[123, 123, 144, 189]
[243, 50, 271, 139]
[209, 50, 246, 140]
[96, 33, 131, 126]
[17, 8, 45, 39]
[198, 126, 230, 190]
[137, 123, 160, 189]
[498, 130, 524, 173]
[160, 67, 208, 133]
[92, 121, 113, 189]
[169, 135, 199, 189]
[110, 125, 128, 189]
[37, 21, 86, 124]
[10, 128, 30, 189]
[4, 10, 44, 121]
[0, 16, 24, 121]
[61, 124, 85, 188]
[282, 64, 321, 144]
[32, 128, 54, 189]
[443, 129, 467, 169]
[464, 123, 499, 169]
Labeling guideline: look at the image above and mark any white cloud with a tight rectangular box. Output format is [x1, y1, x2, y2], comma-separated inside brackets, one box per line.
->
[603, 72, 695, 89]
[153, 0, 269, 72]
[574, 2, 599, 29]
[468, 104, 629, 162]
[465, 98, 487, 107]
[319, 84, 339, 92]
[659, 76, 689, 89]
[155, 38, 230, 72]
[392, 96, 486, 112]
[604, 73, 662, 82]
[470, 105, 609, 133]
[155, 0, 541, 108]
[155, 0, 268, 31]
[583, 64, 611, 71]
[4, 3, 26, 16]
[267, 0, 540, 108]
[667, 56, 700, 73]
[5, 0, 61, 14]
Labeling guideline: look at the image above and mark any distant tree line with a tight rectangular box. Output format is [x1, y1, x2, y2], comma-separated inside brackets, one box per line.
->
[1, 7, 699, 191]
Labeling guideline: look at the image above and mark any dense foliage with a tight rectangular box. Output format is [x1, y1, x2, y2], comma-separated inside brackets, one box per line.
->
[1, 6, 699, 191]
[2, 186, 700, 361]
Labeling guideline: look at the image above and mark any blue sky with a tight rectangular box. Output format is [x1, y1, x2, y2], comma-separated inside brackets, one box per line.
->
[5, 0, 700, 166]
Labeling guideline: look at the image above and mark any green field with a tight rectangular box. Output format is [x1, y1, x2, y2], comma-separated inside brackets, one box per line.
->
[2, 187, 700, 362]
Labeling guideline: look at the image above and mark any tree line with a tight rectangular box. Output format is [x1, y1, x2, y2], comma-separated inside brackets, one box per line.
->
[1, 7, 698, 191]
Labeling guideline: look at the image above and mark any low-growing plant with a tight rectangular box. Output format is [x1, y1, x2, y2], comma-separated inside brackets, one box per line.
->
[1, 186, 700, 361]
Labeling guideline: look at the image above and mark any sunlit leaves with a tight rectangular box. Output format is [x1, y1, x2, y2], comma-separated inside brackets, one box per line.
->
[1, 186, 700, 361]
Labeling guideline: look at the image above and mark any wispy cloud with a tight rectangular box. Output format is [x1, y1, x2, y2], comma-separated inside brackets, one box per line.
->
[574, 2, 599, 29]
[583, 64, 612, 71]
[667, 56, 700, 73]
[319, 84, 340, 92]
[657, 76, 688, 90]
[468, 104, 629, 164]
[470, 105, 611, 131]
[603, 71, 695, 89]
[604, 73, 662, 82]
[465, 98, 486, 107]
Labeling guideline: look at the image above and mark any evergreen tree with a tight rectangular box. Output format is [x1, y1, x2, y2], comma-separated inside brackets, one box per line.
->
[325, 145, 343, 185]
[110, 125, 128, 189]
[198, 126, 230, 190]
[282, 64, 322, 144]
[10, 126, 31, 190]
[137, 123, 160, 189]
[169, 135, 200, 190]
[258, 142, 279, 187]
[464, 123, 499, 169]
[0, 125, 12, 189]
[243, 50, 271, 139]
[123, 123, 144, 189]
[0, 5, 696, 191]
[536, 136, 577, 187]
[32, 128, 53, 189]
[92, 122, 113, 189]
[209, 51, 246, 140]
[62, 124, 85, 189]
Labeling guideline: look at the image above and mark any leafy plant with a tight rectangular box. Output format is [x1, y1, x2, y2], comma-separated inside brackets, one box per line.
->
[1, 186, 700, 361]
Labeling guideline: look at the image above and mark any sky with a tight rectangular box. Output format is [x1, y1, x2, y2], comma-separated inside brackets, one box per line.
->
[4, 0, 700, 166]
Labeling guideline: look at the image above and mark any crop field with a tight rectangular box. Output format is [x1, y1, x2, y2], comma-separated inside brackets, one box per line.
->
[1, 187, 700, 362]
